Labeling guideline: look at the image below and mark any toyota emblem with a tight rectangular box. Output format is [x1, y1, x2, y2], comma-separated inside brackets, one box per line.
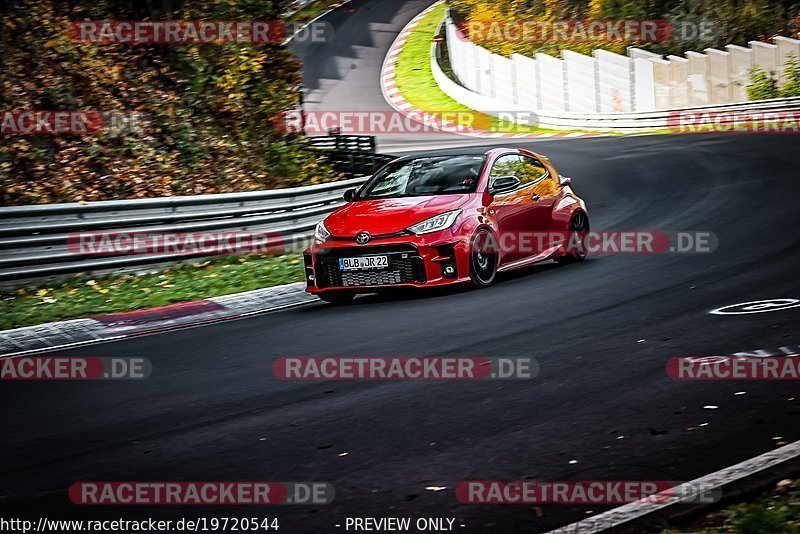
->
[356, 232, 371, 244]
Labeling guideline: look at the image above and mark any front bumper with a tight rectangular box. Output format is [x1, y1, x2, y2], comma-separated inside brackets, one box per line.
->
[304, 235, 472, 294]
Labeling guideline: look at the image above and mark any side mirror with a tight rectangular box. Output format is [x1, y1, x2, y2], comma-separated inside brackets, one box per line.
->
[343, 188, 357, 202]
[489, 175, 521, 195]
[560, 175, 572, 186]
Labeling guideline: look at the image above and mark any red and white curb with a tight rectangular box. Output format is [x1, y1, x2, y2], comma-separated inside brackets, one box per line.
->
[0, 282, 316, 358]
[379, 1, 605, 140]
[545, 439, 800, 533]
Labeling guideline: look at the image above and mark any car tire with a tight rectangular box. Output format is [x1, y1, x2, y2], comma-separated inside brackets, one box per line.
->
[469, 229, 499, 287]
[556, 210, 589, 264]
[318, 292, 356, 305]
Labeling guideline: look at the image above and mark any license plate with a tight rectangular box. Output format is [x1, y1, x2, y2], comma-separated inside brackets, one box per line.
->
[339, 255, 389, 270]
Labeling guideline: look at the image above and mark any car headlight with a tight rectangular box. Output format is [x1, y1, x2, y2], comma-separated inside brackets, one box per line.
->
[406, 210, 462, 235]
[315, 220, 331, 243]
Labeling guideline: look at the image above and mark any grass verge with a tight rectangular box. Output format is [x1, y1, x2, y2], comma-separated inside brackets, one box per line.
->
[0, 254, 305, 331]
[661, 478, 800, 533]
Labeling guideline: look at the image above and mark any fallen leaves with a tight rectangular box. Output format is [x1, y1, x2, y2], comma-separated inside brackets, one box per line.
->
[0, 0, 336, 207]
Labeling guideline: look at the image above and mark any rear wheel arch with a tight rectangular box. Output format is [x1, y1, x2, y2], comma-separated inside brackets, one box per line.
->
[556, 210, 590, 263]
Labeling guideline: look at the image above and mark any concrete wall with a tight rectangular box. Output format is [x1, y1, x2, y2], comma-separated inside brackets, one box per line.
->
[443, 15, 800, 112]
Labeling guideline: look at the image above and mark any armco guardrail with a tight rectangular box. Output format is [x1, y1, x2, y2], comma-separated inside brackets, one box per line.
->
[308, 135, 377, 152]
[0, 157, 395, 283]
[308, 135, 390, 176]
[432, 34, 800, 130]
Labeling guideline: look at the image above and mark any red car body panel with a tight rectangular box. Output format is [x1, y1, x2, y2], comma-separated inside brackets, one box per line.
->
[324, 194, 472, 237]
[304, 148, 588, 296]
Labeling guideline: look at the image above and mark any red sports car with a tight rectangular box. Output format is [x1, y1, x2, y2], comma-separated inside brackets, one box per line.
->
[304, 147, 589, 303]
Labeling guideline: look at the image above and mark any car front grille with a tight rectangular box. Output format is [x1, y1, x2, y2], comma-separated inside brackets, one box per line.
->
[314, 245, 426, 288]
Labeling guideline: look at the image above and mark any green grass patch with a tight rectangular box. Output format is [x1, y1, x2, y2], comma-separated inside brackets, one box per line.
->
[660, 478, 800, 533]
[0, 254, 305, 331]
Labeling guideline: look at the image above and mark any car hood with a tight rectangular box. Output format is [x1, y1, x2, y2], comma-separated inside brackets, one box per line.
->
[325, 194, 471, 237]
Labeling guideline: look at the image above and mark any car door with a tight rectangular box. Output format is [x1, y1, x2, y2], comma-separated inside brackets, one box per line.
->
[487, 154, 541, 263]
[519, 155, 561, 256]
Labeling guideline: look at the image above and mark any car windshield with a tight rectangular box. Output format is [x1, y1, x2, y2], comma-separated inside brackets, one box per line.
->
[358, 155, 485, 199]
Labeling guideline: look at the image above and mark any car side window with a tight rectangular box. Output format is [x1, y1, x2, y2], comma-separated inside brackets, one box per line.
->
[517, 156, 548, 186]
[489, 155, 522, 190]
[490, 154, 549, 191]
[521, 155, 559, 198]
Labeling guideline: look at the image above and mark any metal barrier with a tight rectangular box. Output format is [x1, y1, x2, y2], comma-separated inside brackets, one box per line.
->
[308, 135, 377, 152]
[0, 154, 395, 283]
[307, 135, 394, 176]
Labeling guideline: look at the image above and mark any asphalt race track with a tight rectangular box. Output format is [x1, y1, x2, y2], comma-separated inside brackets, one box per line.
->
[2, 0, 800, 532]
[289, 0, 522, 152]
[2, 132, 800, 532]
